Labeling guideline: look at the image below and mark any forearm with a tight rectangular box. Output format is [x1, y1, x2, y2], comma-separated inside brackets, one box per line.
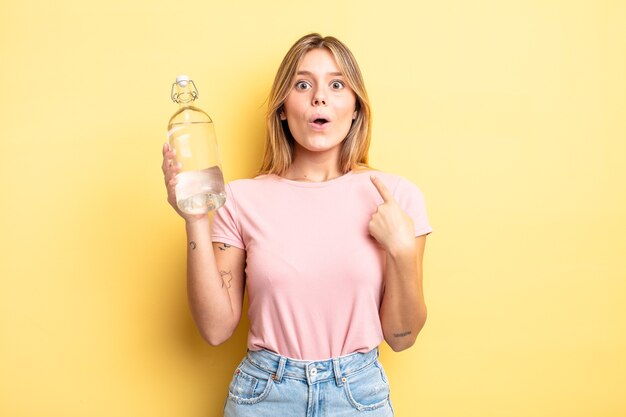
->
[379, 239, 427, 352]
[185, 217, 236, 344]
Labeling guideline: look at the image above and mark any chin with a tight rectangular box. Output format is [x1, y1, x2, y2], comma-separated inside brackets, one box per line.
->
[302, 142, 342, 153]
[298, 135, 345, 152]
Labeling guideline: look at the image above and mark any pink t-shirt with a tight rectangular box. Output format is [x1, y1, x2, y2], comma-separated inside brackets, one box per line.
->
[211, 170, 432, 360]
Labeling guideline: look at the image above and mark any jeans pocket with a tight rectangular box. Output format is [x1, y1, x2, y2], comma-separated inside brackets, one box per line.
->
[227, 359, 274, 405]
[343, 361, 391, 411]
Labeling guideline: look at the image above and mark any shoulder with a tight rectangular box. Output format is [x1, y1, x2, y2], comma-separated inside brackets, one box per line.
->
[215, 176, 277, 220]
[225, 175, 277, 193]
[351, 168, 424, 198]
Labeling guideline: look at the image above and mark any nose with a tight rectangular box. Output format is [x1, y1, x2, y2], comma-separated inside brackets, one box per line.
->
[312, 88, 327, 106]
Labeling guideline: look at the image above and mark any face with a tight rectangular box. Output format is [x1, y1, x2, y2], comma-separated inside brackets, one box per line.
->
[280, 48, 357, 158]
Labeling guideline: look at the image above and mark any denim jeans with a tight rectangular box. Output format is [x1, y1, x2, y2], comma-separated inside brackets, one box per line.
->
[223, 347, 394, 417]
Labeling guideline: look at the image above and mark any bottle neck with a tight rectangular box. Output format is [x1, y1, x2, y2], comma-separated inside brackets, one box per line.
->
[172, 80, 199, 106]
[176, 92, 196, 106]
[178, 101, 196, 111]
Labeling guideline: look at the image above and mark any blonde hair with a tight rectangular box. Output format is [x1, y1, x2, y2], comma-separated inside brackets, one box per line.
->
[258, 33, 372, 176]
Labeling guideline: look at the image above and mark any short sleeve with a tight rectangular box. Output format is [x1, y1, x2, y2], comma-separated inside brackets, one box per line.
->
[392, 177, 433, 237]
[211, 183, 245, 249]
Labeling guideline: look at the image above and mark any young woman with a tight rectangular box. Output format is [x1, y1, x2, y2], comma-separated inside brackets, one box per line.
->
[162, 33, 432, 417]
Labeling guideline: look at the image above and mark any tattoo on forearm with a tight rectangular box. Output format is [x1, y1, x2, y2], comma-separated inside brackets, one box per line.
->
[218, 243, 232, 251]
[189, 241, 196, 250]
[220, 270, 233, 289]
[393, 331, 412, 338]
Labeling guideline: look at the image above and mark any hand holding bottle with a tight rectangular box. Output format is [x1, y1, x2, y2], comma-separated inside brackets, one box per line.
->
[162, 143, 208, 223]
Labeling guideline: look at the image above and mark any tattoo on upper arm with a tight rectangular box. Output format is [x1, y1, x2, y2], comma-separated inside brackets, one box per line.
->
[189, 241, 196, 250]
[218, 243, 232, 251]
[220, 270, 233, 288]
[393, 331, 412, 338]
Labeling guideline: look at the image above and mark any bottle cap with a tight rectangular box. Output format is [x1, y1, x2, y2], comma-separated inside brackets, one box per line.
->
[176, 75, 191, 87]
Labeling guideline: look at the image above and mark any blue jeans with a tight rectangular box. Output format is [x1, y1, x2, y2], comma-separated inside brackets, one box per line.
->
[223, 347, 394, 416]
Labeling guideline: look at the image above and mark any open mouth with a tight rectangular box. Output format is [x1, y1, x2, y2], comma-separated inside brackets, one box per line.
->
[312, 118, 329, 125]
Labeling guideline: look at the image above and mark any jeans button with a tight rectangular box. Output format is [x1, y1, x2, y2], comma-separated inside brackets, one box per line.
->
[310, 367, 317, 376]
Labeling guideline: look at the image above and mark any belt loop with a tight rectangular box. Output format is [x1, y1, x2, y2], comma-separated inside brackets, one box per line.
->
[273, 356, 287, 383]
[332, 358, 344, 387]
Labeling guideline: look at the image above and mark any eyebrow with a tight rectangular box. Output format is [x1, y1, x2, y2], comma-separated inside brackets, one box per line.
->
[296, 70, 344, 77]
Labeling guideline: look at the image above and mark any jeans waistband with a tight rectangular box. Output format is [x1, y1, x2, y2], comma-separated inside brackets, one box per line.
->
[245, 348, 379, 386]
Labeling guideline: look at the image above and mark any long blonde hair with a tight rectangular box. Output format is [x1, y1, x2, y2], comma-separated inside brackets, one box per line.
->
[258, 33, 372, 176]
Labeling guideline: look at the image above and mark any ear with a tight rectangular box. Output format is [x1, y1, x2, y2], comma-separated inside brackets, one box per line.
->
[279, 108, 287, 120]
[352, 110, 357, 120]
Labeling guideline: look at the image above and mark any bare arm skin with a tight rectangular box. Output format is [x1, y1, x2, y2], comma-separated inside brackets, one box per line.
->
[378, 236, 427, 351]
[185, 219, 246, 345]
[368, 176, 428, 352]
[162, 143, 246, 345]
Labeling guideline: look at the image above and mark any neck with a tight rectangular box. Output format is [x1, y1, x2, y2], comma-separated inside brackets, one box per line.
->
[284, 147, 344, 182]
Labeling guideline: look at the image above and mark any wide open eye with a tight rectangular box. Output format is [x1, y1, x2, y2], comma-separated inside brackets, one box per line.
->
[330, 80, 345, 90]
[295, 80, 311, 91]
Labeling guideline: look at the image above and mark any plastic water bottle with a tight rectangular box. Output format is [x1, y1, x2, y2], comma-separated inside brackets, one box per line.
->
[167, 75, 226, 214]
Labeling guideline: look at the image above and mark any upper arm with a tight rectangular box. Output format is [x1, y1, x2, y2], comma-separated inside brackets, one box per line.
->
[212, 242, 246, 328]
[414, 234, 427, 290]
[415, 235, 426, 267]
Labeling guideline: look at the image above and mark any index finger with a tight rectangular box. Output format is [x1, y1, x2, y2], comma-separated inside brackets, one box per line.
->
[370, 175, 394, 202]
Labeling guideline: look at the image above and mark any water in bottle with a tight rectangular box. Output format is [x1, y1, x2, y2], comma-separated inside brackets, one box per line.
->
[167, 75, 226, 214]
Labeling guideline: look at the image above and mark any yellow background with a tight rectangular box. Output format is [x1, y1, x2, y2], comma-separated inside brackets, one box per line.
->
[1, 1, 625, 416]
